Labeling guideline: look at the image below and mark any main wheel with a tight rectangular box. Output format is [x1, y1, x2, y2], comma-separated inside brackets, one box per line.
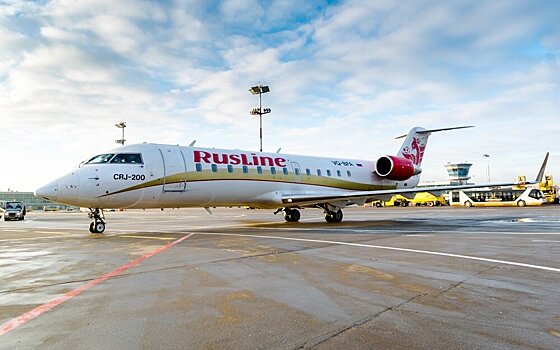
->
[283, 209, 301, 223]
[517, 200, 526, 207]
[464, 201, 473, 207]
[333, 210, 343, 223]
[89, 222, 96, 233]
[290, 209, 301, 222]
[324, 213, 334, 223]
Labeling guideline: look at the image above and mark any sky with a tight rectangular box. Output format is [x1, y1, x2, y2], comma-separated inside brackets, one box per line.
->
[0, 0, 559, 192]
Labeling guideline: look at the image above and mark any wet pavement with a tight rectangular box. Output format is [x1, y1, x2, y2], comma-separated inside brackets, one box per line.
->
[0, 206, 559, 349]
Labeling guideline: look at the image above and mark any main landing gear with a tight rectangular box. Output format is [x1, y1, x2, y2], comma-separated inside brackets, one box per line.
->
[283, 208, 301, 222]
[324, 209, 343, 223]
[88, 208, 106, 234]
[276, 207, 344, 223]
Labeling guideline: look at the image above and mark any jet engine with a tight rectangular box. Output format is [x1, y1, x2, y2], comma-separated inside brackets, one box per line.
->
[375, 155, 422, 181]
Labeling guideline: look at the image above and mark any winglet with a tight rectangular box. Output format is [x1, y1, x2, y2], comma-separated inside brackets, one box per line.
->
[535, 152, 549, 183]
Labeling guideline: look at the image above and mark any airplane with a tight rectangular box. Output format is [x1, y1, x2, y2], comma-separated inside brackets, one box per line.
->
[34, 126, 546, 234]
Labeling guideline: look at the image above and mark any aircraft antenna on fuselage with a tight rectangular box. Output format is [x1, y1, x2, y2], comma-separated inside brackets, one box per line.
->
[189, 140, 196, 147]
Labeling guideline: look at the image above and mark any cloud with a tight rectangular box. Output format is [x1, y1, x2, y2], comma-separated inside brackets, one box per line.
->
[0, 0, 559, 191]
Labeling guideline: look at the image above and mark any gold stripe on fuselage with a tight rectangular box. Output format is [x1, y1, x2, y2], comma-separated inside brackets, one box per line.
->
[101, 169, 392, 197]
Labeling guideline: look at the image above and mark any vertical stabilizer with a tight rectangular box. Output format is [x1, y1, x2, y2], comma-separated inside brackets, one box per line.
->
[395, 126, 474, 166]
[396, 127, 430, 166]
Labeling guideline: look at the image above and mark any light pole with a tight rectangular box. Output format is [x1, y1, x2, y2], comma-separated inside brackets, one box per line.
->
[115, 122, 126, 145]
[483, 154, 490, 182]
[249, 85, 270, 152]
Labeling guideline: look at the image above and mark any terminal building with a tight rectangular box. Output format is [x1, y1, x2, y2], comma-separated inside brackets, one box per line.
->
[418, 162, 474, 188]
[444, 162, 473, 185]
[0, 191, 59, 210]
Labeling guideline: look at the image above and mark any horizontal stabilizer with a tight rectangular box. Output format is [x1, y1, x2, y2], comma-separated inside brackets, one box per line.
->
[395, 126, 474, 139]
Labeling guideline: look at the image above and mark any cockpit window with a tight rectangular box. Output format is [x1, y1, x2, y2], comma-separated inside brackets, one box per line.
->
[110, 153, 143, 164]
[86, 154, 115, 164]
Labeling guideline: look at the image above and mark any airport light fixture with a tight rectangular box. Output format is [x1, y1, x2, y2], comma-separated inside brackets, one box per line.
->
[249, 85, 271, 152]
[115, 122, 127, 145]
[483, 154, 490, 182]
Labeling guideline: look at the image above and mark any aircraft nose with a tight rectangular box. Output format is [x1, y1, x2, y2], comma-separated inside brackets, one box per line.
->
[35, 180, 59, 201]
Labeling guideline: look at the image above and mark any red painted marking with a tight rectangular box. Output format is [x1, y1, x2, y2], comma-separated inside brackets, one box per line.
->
[0, 233, 194, 336]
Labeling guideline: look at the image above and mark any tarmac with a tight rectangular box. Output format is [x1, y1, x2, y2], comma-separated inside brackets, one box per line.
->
[0, 206, 559, 349]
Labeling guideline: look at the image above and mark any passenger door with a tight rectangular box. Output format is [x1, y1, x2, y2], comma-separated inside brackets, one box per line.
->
[159, 146, 187, 192]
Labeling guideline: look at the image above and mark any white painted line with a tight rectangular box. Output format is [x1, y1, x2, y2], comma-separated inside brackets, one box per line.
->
[195, 232, 560, 273]
[472, 231, 560, 236]
[532, 240, 560, 243]
[405, 234, 431, 237]
[252, 227, 560, 236]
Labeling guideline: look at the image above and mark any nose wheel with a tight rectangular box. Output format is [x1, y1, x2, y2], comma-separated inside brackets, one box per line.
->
[88, 208, 106, 234]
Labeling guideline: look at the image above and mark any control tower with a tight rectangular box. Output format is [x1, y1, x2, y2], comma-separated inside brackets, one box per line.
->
[445, 162, 472, 185]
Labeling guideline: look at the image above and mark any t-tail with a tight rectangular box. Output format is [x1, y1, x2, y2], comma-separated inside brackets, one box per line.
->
[375, 126, 474, 182]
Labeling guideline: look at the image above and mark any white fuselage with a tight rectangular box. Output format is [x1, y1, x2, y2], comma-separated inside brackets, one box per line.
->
[36, 143, 420, 209]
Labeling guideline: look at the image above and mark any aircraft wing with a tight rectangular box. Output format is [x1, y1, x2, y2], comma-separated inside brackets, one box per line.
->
[283, 152, 549, 208]
[281, 181, 521, 207]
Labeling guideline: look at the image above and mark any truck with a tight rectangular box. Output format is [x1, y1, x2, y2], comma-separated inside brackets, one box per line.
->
[1, 201, 26, 221]
[514, 175, 559, 204]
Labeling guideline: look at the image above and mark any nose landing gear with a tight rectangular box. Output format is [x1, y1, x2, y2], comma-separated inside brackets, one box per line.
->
[88, 208, 106, 234]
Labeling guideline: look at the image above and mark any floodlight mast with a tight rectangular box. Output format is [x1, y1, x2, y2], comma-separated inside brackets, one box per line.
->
[249, 85, 270, 152]
[115, 122, 126, 145]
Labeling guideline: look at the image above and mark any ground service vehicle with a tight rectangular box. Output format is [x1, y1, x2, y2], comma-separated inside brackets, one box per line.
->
[539, 175, 558, 204]
[1, 201, 26, 221]
[411, 192, 446, 206]
[449, 188, 545, 207]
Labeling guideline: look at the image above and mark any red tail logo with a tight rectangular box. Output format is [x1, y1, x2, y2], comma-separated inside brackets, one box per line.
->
[401, 137, 426, 165]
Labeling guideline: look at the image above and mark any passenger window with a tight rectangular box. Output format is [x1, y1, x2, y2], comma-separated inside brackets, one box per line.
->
[110, 153, 143, 164]
[242, 166, 248, 174]
[337, 170, 341, 177]
[326, 170, 331, 176]
[227, 165, 234, 173]
[270, 167, 276, 175]
[257, 166, 263, 174]
[211, 164, 218, 172]
[306, 169, 311, 176]
[283, 168, 288, 175]
[195, 164, 202, 172]
[347, 171, 351, 177]
[86, 153, 115, 164]
[317, 169, 322, 176]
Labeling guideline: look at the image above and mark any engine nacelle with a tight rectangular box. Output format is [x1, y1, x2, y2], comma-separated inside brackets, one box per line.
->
[375, 155, 422, 181]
